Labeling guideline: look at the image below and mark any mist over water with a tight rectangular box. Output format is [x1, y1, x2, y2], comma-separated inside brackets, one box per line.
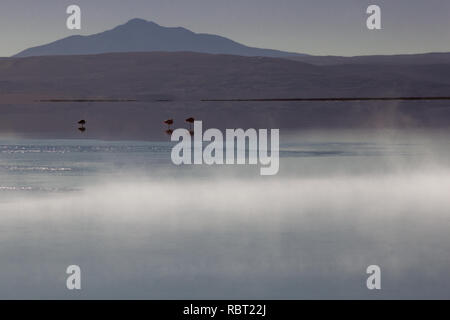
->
[0, 130, 450, 299]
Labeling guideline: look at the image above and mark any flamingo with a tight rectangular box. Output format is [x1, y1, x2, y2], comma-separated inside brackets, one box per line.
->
[185, 117, 195, 130]
[164, 119, 174, 129]
[78, 120, 86, 133]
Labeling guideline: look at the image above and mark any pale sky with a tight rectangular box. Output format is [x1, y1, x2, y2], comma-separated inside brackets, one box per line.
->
[0, 0, 449, 57]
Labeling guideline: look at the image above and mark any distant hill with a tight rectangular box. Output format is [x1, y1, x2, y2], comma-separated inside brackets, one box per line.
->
[3, 51, 450, 100]
[288, 52, 450, 66]
[14, 18, 306, 58]
[1, 51, 450, 139]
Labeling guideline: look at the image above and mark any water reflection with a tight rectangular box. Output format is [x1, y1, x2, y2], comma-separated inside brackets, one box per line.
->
[0, 130, 449, 299]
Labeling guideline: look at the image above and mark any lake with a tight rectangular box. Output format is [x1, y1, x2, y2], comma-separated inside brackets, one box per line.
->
[0, 129, 449, 299]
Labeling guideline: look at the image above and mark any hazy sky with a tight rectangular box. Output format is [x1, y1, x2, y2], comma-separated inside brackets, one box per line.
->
[0, 0, 449, 57]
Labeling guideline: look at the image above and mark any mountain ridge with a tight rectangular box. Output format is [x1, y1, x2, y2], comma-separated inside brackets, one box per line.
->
[14, 18, 307, 58]
[2, 51, 450, 139]
[3, 51, 450, 100]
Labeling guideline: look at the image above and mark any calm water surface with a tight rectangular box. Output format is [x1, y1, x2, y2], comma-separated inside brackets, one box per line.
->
[0, 131, 449, 299]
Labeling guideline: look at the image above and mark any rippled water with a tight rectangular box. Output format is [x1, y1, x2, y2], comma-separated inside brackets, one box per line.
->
[0, 135, 430, 193]
[0, 131, 449, 299]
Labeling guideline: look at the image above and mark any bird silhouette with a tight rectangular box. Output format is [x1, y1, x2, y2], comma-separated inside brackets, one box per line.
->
[185, 117, 195, 130]
[78, 119, 86, 133]
[164, 119, 174, 129]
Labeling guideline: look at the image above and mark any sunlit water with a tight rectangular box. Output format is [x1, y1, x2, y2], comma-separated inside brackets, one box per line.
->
[0, 130, 450, 299]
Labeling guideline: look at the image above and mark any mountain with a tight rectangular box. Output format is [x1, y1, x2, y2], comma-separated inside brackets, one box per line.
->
[1, 51, 450, 139]
[288, 52, 450, 66]
[4, 51, 450, 100]
[14, 18, 306, 58]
